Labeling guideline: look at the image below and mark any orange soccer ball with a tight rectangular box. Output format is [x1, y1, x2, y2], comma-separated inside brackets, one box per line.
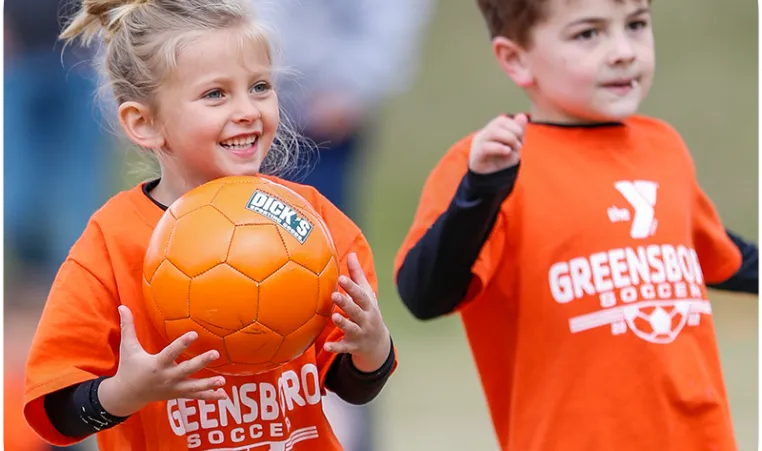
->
[142, 176, 339, 376]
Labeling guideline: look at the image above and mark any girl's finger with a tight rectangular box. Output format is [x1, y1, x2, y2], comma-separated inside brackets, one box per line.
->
[181, 388, 229, 402]
[346, 253, 375, 297]
[156, 331, 200, 368]
[338, 275, 375, 311]
[174, 376, 226, 394]
[332, 291, 365, 323]
[323, 339, 357, 355]
[170, 349, 220, 379]
[332, 312, 362, 336]
[118, 306, 146, 356]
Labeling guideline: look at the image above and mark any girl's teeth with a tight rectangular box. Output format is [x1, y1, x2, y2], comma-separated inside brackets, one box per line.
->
[222, 137, 257, 148]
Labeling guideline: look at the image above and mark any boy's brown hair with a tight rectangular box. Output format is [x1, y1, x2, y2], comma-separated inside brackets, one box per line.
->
[476, 0, 550, 46]
[477, 0, 638, 47]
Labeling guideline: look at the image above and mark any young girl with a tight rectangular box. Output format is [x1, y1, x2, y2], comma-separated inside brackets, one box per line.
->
[23, 0, 396, 449]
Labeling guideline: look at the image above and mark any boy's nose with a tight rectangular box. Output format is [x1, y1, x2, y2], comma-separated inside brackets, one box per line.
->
[608, 35, 637, 65]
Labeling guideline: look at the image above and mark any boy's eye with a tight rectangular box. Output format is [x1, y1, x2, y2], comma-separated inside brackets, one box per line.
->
[252, 81, 271, 93]
[204, 89, 223, 99]
[574, 28, 599, 41]
[629, 20, 648, 31]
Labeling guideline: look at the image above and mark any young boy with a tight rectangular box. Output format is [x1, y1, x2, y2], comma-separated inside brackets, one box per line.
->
[394, 0, 758, 450]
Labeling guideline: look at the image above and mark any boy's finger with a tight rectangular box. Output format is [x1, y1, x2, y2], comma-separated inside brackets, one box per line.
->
[493, 116, 527, 140]
[485, 128, 522, 150]
[157, 331, 202, 368]
[118, 306, 143, 355]
[332, 312, 362, 336]
[513, 112, 530, 128]
[332, 291, 365, 322]
[481, 142, 518, 158]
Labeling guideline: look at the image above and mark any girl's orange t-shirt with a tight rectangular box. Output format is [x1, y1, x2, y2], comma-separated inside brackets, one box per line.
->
[25, 176, 388, 451]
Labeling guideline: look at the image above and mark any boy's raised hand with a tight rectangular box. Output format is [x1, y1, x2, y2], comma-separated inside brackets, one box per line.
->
[469, 113, 528, 174]
[98, 306, 227, 418]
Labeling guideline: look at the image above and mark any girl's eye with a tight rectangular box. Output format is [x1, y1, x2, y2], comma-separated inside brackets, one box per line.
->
[204, 89, 223, 99]
[252, 82, 271, 93]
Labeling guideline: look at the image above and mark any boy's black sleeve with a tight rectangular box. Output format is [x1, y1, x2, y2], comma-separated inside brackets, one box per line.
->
[707, 229, 758, 294]
[323, 336, 396, 405]
[396, 165, 519, 320]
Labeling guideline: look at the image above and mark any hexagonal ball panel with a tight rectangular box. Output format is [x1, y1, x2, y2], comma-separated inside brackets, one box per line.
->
[224, 322, 283, 366]
[144, 213, 176, 282]
[258, 262, 319, 336]
[212, 360, 284, 377]
[210, 180, 275, 226]
[143, 276, 168, 337]
[257, 177, 314, 212]
[316, 256, 339, 317]
[280, 209, 336, 275]
[166, 206, 235, 277]
[226, 224, 289, 282]
[271, 314, 330, 365]
[148, 259, 191, 320]
[169, 180, 225, 219]
[164, 317, 229, 371]
[189, 264, 259, 337]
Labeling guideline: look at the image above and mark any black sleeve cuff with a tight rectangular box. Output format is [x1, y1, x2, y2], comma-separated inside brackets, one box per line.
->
[324, 336, 396, 405]
[347, 336, 396, 380]
[708, 229, 758, 294]
[396, 165, 519, 320]
[462, 165, 519, 199]
[44, 377, 130, 438]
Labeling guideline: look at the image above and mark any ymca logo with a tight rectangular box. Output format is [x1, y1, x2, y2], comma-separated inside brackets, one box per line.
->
[607, 180, 658, 239]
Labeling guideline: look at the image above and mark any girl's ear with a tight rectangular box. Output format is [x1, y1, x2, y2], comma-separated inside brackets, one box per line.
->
[493, 36, 534, 88]
[118, 101, 165, 150]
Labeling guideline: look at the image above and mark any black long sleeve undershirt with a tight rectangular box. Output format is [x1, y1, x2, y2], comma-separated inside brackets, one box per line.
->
[396, 168, 759, 321]
[396, 166, 519, 320]
[44, 337, 395, 438]
[707, 230, 759, 293]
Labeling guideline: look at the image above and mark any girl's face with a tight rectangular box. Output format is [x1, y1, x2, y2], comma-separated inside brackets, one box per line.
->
[153, 27, 279, 194]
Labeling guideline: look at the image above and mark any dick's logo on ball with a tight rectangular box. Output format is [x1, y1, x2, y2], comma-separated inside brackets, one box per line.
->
[246, 191, 313, 244]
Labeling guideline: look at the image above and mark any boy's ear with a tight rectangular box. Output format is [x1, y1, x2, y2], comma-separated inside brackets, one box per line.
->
[118, 101, 166, 150]
[492, 36, 533, 88]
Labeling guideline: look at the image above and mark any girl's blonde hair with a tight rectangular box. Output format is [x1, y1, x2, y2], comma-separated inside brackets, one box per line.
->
[60, 0, 307, 179]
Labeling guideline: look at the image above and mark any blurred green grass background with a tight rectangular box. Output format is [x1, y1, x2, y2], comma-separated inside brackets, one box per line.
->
[117, 1, 758, 449]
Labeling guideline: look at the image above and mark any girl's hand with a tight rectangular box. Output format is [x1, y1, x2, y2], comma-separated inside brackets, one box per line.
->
[323, 253, 391, 372]
[98, 306, 227, 417]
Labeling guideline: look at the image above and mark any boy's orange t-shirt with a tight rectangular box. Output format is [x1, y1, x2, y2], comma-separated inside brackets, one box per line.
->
[24, 176, 388, 451]
[395, 116, 743, 451]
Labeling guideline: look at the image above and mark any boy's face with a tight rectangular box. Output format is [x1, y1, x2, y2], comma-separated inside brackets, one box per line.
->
[518, 0, 654, 124]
